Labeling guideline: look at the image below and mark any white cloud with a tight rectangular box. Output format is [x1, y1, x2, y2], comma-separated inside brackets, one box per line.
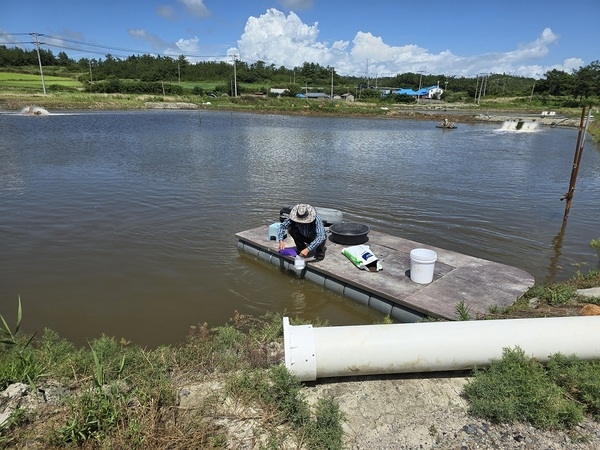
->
[129, 29, 170, 52]
[156, 6, 176, 20]
[562, 57, 585, 72]
[235, 9, 577, 79]
[179, 0, 210, 18]
[171, 37, 201, 55]
[238, 9, 329, 67]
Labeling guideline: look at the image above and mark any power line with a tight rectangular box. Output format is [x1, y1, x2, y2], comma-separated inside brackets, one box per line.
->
[1, 32, 230, 61]
[44, 34, 158, 56]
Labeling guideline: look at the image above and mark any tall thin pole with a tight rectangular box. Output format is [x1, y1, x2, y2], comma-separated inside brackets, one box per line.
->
[477, 74, 485, 104]
[232, 55, 238, 97]
[331, 67, 334, 100]
[32, 33, 46, 95]
[482, 74, 488, 98]
[561, 105, 591, 221]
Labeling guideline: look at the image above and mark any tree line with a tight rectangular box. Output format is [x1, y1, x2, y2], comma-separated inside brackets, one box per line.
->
[0, 45, 598, 103]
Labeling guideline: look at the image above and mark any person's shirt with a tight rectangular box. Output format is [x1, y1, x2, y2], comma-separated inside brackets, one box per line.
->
[278, 214, 327, 252]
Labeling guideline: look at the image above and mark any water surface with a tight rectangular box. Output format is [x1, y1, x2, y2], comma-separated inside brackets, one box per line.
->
[1, 110, 598, 346]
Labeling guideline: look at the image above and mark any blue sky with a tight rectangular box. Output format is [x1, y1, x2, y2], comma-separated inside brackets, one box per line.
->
[1, 0, 598, 79]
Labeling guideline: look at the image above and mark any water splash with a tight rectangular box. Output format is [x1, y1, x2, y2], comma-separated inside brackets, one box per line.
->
[499, 119, 538, 132]
[20, 105, 50, 116]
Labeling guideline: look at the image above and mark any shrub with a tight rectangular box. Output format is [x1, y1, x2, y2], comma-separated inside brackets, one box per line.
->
[463, 347, 585, 429]
[523, 283, 576, 305]
[546, 354, 600, 421]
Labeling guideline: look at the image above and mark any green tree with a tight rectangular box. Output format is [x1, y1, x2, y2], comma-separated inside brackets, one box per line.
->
[57, 51, 72, 66]
[537, 69, 574, 96]
[572, 60, 600, 101]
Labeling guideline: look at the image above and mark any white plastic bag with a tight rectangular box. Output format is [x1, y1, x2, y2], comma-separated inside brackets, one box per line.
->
[342, 245, 382, 271]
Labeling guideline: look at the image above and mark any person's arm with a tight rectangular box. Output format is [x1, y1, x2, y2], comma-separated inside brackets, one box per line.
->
[278, 218, 291, 250]
[306, 216, 327, 253]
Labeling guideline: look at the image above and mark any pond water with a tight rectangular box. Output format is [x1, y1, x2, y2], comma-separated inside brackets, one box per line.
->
[1, 110, 598, 346]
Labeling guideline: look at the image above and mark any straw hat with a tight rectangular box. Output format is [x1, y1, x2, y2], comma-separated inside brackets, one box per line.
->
[289, 204, 316, 223]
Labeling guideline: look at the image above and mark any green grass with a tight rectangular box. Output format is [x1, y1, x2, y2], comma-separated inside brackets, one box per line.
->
[488, 269, 600, 316]
[464, 347, 600, 430]
[0, 307, 344, 449]
[0, 72, 82, 90]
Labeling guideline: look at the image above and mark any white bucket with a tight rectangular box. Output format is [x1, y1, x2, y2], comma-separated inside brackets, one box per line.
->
[410, 248, 437, 284]
[294, 255, 306, 270]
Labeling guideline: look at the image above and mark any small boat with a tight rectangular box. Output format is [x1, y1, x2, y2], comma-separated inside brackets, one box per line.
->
[436, 119, 456, 129]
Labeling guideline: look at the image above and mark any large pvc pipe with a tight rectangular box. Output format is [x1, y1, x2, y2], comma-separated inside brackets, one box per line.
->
[283, 316, 600, 382]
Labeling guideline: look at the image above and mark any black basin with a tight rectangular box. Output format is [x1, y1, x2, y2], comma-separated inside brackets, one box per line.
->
[329, 222, 370, 245]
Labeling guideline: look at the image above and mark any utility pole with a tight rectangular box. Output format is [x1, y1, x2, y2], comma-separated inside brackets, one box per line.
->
[417, 70, 423, 103]
[232, 55, 238, 97]
[529, 81, 536, 102]
[331, 67, 334, 100]
[482, 74, 488, 98]
[31, 33, 46, 95]
[476, 74, 486, 104]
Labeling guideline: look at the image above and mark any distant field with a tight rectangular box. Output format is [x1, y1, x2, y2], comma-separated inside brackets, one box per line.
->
[0, 72, 82, 90]
[0, 72, 269, 95]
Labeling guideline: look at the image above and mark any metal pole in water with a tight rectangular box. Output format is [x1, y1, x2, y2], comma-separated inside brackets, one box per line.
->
[561, 105, 592, 221]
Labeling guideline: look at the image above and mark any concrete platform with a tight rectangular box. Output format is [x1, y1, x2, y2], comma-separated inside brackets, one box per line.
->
[236, 225, 535, 322]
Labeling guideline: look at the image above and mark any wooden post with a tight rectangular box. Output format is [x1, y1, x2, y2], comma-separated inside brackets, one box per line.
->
[561, 105, 592, 221]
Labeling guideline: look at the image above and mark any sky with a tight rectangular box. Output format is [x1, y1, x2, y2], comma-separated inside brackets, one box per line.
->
[1, 0, 599, 79]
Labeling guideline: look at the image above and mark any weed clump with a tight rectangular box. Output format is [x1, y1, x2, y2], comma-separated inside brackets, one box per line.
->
[0, 304, 345, 450]
[464, 347, 600, 429]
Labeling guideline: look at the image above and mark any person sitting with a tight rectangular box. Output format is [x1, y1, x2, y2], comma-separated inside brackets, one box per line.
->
[278, 203, 327, 260]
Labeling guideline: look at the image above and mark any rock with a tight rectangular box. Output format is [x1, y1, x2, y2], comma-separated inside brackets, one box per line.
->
[144, 102, 198, 109]
[580, 304, 600, 316]
[0, 383, 30, 427]
[578, 287, 600, 298]
[0, 380, 70, 428]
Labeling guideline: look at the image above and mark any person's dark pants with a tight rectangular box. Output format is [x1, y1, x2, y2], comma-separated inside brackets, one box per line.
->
[289, 226, 326, 256]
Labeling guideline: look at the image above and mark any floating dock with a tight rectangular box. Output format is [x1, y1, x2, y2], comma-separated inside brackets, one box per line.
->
[236, 225, 535, 322]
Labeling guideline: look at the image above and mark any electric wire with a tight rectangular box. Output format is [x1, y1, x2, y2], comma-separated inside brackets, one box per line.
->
[0, 32, 231, 60]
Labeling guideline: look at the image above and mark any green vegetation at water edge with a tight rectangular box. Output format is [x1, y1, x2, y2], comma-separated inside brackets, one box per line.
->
[464, 347, 600, 429]
[1, 269, 600, 448]
[0, 309, 344, 449]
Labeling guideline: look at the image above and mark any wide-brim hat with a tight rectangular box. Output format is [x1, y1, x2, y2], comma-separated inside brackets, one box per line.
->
[289, 203, 317, 223]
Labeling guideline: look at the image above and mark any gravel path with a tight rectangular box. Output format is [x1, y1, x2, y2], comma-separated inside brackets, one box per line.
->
[304, 374, 600, 449]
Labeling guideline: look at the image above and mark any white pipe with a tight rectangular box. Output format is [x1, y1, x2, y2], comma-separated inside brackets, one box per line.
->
[283, 316, 600, 382]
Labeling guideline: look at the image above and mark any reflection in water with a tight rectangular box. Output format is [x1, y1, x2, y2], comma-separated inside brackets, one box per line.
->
[547, 220, 568, 284]
[0, 111, 599, 346]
